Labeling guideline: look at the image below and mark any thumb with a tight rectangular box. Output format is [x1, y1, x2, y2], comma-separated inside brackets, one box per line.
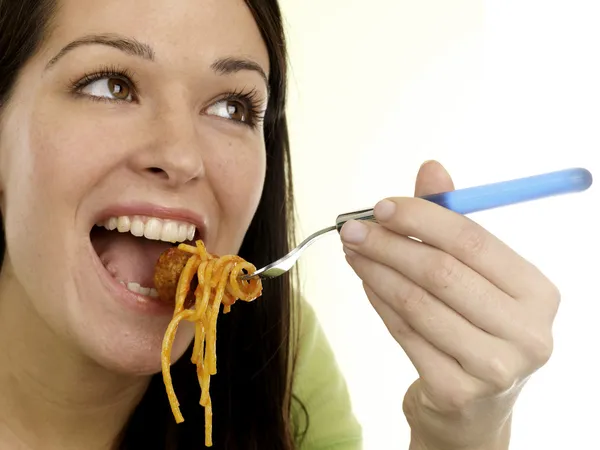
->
[414, 160, 455, 197]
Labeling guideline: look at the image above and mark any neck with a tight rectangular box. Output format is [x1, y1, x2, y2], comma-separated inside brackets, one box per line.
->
[0, 269, 149, 450]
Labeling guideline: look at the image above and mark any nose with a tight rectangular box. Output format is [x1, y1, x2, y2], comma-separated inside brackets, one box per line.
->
[130, 111, 205, 188]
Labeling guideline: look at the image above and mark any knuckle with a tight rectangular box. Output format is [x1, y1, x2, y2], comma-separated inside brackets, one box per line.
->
[418, 379, 483, 415]
[523, 330, 554, 368]
[441, 383, 479, 412]
[421, 376, 481, 413]
[395, 283, 429, 313]
[541, 281, 562, 313]
[484, 356, 518, 392]
[427, 253, 459, 289]
[364, 223, 390, 255]
[396, 199, 421, 233]
[391, 318, 415, 340]
[455, 223, 487, 258]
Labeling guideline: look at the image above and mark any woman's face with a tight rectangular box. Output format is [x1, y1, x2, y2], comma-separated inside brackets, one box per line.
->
[0, 0, 269, 374]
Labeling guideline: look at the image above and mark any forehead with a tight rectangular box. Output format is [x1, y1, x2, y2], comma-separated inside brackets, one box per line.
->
[46, 0, 269, 73]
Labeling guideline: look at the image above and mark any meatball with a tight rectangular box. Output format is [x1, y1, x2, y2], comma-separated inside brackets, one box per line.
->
[154, 247, 194, 304]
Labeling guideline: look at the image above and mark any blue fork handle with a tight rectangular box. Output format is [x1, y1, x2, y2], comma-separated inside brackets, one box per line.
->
[335, 167, 593, 231]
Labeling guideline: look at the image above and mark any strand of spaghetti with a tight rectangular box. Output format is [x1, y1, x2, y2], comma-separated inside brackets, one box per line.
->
[196, 261, 213, 407]
[195, 259, 215, 320]
[161, 309, 195, 423]
[213, 261, 234, 307]
[196, 256, 210, 381]
[194, 314, 207, 406]
[198, 352, 208, 407]
[197, 359, 211, 447]
[191, 279, 212, 365]
[178, 242, 204, 256]
[174, 255, 199, 315]
[195, 342, 206, 389]
[203, 299, 219, 380]
[200, 315, 223, 404]
[205, 397, 213, 447]
[191, 321, 204, 365]
[210, 256, 241, 288]
[198, 241, 210, 260]
[199, 353, 211, 406]
[199, 341, 211, 406]
[196, 260, 208, 286]
[206, 314, 219, 376]
[199, 260, 229, 404]
[198, 259, 217, 406]
[206, 266, 230, 375]
[228, 262, 262, 300]
[200, 363, 210, 406]
[222, 289, 237, 307]
[209, 257, 225, 288]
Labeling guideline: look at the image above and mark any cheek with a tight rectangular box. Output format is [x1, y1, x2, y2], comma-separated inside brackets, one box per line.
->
[29, 109, 126, 199]
[0, 106, 119, 326]
[4, 108, 114, 247]
[207, 138, 266, 249]
[6, 103, 118, 210]
[0, 117, 81, 338]
[3, 109, 82, 245]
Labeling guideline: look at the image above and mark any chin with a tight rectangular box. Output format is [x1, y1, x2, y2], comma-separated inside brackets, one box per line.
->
[71, 304, 196, 376]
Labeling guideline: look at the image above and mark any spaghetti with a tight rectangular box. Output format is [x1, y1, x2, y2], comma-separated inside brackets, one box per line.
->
[156, 240, 262, 447]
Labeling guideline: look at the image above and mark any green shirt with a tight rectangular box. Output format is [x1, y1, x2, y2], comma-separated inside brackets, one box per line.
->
[291, 300, 363, 449]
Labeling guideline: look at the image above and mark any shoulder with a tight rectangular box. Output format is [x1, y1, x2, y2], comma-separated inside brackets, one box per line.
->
[291, 299, 363, 450]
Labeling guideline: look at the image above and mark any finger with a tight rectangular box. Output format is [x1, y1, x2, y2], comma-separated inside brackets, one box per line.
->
[343, 222, 519, 338]
[363, 281, 467, 381]
[366, 197, 549, 300]
[414, 160, 455, 197]
[346, 251, 524, 389]
[362, 282, 496, 410]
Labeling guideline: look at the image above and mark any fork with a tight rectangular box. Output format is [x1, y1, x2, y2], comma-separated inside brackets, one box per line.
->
[240, 167, 592, 281]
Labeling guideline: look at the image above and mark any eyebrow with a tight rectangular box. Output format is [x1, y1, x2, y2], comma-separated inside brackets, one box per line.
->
[45, 33, 270, 89]
[45, 33, 155, 69]
[210, 57, 269, 91]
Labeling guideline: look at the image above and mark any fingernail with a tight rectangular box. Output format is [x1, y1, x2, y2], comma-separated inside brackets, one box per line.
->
[341, 220, 368, 244]
[374, 199, 396, 221]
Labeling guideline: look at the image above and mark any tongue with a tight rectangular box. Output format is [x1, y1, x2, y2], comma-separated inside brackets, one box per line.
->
[91, 228, 173, 288]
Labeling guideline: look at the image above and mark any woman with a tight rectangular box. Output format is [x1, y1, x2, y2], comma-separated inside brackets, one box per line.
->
[0, 0, 559, 449]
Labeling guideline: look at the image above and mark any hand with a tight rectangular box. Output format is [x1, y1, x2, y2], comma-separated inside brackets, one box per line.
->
[340, 161, 560, 450]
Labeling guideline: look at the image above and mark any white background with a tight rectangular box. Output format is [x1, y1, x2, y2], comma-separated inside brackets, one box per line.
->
[280, 0, 600, 448]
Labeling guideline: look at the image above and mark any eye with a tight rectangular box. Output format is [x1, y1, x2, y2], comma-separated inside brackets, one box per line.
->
[80, 77, 134, 102]
[205, 99, 249, 123]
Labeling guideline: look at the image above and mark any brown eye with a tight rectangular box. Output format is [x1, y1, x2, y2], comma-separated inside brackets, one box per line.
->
[107, 78, 131, 100]
[206, 99, 248, 123]
[80, 76, 134, 102]
[225, 101, 247, 122]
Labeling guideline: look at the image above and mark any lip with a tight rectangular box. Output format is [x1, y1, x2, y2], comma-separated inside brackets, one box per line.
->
[92, 202, 208, 239]
[88, 240, 176, 316]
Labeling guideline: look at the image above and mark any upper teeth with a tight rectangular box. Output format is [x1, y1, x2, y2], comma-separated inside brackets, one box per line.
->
[98, 215, 196, 243]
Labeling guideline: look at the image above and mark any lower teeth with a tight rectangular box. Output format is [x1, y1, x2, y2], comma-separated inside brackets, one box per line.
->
[119, 280, 159, 297]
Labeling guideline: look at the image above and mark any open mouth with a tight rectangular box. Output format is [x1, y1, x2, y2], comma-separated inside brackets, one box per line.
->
[90, 215, 200, 299]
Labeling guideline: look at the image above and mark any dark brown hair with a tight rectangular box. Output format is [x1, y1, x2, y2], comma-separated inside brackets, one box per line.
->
[0, 0, 306, 448]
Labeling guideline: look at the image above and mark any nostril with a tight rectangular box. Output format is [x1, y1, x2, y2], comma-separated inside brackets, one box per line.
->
[147, 167, 168, 178]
